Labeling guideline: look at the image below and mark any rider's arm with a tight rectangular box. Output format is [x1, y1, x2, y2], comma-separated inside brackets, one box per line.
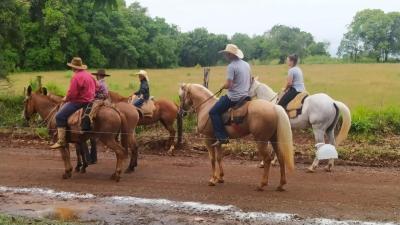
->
[66, 75, 80, 102]
[222, 79, 233, 90]
[284, 71, 294, 91]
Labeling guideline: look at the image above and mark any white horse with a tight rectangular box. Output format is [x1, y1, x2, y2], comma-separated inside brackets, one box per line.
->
[250, 78, 351, 172]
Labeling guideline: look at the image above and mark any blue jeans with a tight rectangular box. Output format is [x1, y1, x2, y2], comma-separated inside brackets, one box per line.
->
[209, 95, 236, 141]
[133, 98, 145, 107]
[55, 102, 88, 128]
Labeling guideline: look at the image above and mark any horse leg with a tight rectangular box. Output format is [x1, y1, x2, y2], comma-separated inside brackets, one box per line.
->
[79, 141, 89, 174]
[161, 119, 176, 155]
[60, 145, 72, 179]
[308, 127, 325, 173]
[325, 129, 336, 172]
[125, 134, 138, 174]
[205, 139, 217, 186]
[256, 142, 271, 191]
[74, 144, 82, 173]
[215, 145, 224, 183]
[272, 141, 287, 191]
[103, 137, 127, 182]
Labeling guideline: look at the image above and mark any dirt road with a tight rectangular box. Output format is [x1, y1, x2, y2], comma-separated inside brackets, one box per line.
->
[0, 139, 399, 224]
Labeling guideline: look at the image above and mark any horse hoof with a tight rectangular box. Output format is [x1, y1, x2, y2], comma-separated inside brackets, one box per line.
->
[124, 168, 135, 174]
[258, 164, 264, 168]
[208, 181, 216, 186]
[217, 179, 224, 184]
[62, 173, 71, 179]
[80, 168, 86, 174]
[255, 186, 264, 192]
[74, 167, 80, 173]
[324, 167, 332, 172]
[276, 186, 285, 192]
[306, 168, 315, 173]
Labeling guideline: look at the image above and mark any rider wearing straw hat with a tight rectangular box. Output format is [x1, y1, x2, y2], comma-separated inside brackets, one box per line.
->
[132, 70, 150, 108]
[209, 44, 252, 147]
[51, 57, 97, 149]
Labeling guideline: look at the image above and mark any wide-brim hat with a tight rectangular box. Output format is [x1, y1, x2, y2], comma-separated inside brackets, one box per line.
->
[92, 69, 110, 77]
[219, 44, 244, 59]
[67, 57, 87, 70]
[134, 70, 149, 82]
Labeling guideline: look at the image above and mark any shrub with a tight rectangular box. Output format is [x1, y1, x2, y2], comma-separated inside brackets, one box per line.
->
[0, 95, 25, 127]
[45, 82, 65, 96]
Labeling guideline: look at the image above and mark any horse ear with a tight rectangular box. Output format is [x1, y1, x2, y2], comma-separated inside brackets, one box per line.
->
[179, 83, 186, 89]
[27, 86, 32, 96]
[42, 87, 48, 95]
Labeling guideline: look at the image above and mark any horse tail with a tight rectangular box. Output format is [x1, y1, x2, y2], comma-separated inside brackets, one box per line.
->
[334, 101, 351, 145]
[176, 104, 183, 148]
[274, 105, 295, 171]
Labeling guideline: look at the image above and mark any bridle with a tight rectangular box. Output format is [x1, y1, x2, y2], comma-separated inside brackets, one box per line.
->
[179, 84, 223, 133]
[179, 84, 223, 115]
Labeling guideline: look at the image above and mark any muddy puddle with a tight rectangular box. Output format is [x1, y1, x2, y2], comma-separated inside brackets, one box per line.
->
[0, 186, 396, 225]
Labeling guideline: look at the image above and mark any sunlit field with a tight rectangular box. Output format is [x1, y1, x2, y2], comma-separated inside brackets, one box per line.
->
[8, 63, 400, 109]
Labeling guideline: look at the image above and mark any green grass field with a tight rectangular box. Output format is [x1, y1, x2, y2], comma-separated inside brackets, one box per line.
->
[7, 64, 400, 109]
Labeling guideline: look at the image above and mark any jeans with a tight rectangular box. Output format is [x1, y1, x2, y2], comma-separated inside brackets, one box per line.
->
[209, 95, 236, 141]
[278, 87, 299, 109]
[133, 98, 145, 108]
[55, 102, 88, 128]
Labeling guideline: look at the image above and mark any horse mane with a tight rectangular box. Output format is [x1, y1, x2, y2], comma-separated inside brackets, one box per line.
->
[187, 83, 215, 98]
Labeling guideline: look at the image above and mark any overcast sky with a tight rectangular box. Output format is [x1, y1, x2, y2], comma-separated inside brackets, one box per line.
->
[126, 0, 400, 55]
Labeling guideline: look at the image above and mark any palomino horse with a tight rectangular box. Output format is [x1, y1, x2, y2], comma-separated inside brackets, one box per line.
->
[249, 78, 351, 172]
[23, 86, 138, 181]
[179, 83, 294, 191]
[109, 91, 182, 154]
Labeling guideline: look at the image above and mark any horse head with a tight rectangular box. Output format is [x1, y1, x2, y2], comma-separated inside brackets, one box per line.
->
[178, 83, 193, 111]
[23, 85, 36, 121]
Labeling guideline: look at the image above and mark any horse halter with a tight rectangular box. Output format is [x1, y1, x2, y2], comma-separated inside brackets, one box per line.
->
[179, 84, 223, 115]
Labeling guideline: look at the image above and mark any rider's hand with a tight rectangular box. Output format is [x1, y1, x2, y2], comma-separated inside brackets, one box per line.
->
[62, 96, 67, 102]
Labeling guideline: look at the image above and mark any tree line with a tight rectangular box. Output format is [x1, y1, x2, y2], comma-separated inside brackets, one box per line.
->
[1, 1, 398, 79]
[338, 9, 400, 62]
[0, 0, 330, 78]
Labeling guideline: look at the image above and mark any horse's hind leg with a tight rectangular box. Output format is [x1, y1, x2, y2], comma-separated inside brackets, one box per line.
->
[79, 141, 89, 173]
[74, 144, 82, 173]
[103, 137, 127, 182]
[325, 129, 336, 172]
[125, 134, 138, 173]
[308, 127, 325, 173]
[161, 119, 176, 155]
[257, 141, 271, 191]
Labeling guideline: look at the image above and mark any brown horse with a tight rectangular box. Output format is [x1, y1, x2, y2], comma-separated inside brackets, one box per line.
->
[23, 85, 138, 181]
[38, 88, 140, 174]
[109, 91, 182, 154]
[179, 84, 294, 191]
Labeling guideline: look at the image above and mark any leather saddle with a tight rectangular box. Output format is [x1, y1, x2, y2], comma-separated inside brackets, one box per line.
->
[286, 92, 308, 118]
[223, 96, 251, 125]
[130, 95, 156, 118]
[67, 100, 105, 133]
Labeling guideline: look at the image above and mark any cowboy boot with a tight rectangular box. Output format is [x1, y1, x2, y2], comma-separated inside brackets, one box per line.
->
[50, 128, 66, 149]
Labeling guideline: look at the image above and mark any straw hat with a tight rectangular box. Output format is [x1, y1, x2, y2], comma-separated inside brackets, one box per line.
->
[135, 70, 149, 82]
[91, 69, 110, 77]
[219, 44, 244, 59]
[67, 57, 87, 70]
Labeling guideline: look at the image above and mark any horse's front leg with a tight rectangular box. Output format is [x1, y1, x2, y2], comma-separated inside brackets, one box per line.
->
[60, 145, 72, 179]
[205, 139, 217, 186]
[272, 142, 287, 191]
[215, 145, 225, 183]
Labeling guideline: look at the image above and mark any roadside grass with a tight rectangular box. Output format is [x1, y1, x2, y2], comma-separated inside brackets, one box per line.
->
[0, 214, 86, 225]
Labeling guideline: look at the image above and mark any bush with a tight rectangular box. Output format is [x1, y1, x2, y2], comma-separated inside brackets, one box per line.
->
[350, 106, 400, 135]
[302, 55, 343, 64]
[0, 95, 25, 127]
[45, 82, 65, 96]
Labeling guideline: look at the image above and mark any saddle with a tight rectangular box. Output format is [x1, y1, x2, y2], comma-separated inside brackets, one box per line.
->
[286, 92, 308, 118]
[223, 96, 251, 125]
[130, 95, 156, 118]
[67, 100, 104, 133]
